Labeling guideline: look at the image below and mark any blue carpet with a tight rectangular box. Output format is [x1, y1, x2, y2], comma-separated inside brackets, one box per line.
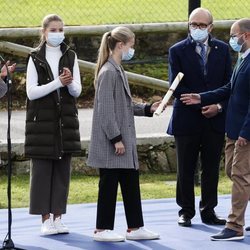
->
[0, 196, 250, 250]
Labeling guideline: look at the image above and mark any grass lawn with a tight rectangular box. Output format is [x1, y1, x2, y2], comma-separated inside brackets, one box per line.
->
[0, 172, 232, 209]
[0, 0, 249, 28]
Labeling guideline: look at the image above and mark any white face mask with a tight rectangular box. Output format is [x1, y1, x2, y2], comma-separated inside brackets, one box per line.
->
[47, 32, 65, 47]
[122, 48, 135, 61]
[190, 28, 208, 42]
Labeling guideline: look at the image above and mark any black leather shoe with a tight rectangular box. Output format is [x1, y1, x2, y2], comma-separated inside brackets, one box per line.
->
[202, 214, 226, 225]
[178, 215, 191, 227]
[245, 226, 250, 236]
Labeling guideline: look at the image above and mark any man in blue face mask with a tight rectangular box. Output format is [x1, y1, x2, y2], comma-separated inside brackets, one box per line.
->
[180, 18, 250, 241]
[167, 7, 232, 227]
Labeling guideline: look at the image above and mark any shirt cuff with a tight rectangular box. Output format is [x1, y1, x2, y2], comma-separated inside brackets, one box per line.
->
[144, 104, 153, 117]
[110, 134, 122, 144]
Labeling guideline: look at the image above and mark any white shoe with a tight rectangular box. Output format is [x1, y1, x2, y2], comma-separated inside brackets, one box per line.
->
[54, 217, 69, 234]
[41, 218, 58, 235]
[126, 227, 160, 240]
[93, 230, 125, 242]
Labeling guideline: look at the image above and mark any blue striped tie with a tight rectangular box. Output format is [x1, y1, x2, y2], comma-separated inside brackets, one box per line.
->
[198, 43, 206, 66]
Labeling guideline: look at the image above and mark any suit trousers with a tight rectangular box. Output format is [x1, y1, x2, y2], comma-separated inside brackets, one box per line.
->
[175, 123, 225, 219]
[225, 137, 250, 233]
[96, 168, 144, 230]
[29, 154, 71, 215]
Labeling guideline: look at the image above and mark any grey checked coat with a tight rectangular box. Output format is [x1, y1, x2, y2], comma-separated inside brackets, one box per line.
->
[0, 78, 7, 98]
[87, 57, 152, 169]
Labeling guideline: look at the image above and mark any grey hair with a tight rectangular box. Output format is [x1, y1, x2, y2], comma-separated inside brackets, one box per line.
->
[189, 7, 213, 24]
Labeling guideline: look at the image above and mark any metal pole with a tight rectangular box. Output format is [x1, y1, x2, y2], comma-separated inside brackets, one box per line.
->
[188, 0, 201, 186]
[188, 0, 201, 16]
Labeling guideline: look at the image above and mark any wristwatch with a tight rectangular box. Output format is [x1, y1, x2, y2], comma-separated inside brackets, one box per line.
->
[217, 103, 223, 113]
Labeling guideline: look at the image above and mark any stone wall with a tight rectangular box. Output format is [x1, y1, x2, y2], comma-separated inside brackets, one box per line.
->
[0, 136, 177, 175]
[0, 135, 226, 175]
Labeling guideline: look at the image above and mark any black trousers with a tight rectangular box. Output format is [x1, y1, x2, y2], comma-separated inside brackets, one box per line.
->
[175, 124, 225, 219]
[96, 168, 144, 230]
[29, 154, 71, 215]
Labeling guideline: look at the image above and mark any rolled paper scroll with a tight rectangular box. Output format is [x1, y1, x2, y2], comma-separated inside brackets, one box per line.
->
[154, 72, 184, 116]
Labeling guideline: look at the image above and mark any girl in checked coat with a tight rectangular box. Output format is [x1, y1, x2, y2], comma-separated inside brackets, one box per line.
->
[87, 26, 160, 242]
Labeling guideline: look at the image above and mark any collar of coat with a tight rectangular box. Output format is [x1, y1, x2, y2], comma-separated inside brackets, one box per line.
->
[186, 34, 216, 49]
[107, 56, 122, 71]
[31, 41, 70, 62]
[107, 56, 132, 98]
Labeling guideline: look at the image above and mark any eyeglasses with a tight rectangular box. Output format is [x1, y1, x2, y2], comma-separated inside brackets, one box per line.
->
[230, 33, 244, 38]
[189, 22, 211, 30]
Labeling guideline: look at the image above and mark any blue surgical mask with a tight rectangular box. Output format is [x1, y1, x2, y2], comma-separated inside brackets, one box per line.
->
[122, 48, 135, 61]
[190, 28, 208, 42]
[47, 32, 65, 47]
[229, 36, 243, 52]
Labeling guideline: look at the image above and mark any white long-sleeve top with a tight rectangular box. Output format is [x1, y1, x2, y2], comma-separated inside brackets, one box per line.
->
[26, 44, 82, 101]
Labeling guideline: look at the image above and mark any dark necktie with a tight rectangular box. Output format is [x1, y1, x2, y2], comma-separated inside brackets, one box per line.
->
[198, 43, 206, 74]
[198, 43, 206, 65]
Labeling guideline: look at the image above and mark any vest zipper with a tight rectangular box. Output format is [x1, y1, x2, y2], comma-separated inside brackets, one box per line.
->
[35, 56, 64, 159]
[57, 47, 70, 159]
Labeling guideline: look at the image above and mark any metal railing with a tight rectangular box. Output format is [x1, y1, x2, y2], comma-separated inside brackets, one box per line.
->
[0, 41, 169, 91]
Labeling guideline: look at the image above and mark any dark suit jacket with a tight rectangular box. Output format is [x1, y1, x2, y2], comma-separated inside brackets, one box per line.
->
[167, 35, 232, 135]
[200, 53, 250, 141]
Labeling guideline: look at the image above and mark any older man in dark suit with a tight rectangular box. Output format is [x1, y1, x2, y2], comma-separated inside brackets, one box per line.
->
[167, 7, 232, 227]
[181, 18, 250, 241]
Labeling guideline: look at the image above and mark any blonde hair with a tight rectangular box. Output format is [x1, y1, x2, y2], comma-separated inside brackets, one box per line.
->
[94, 26, 135, 86]
[39, 14, 64, 47]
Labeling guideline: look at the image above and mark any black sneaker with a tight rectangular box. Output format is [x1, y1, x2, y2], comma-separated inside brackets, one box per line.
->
[178, 215, 191, 227]
[211, 228, 244, 241]
[245, 226, 250, 236]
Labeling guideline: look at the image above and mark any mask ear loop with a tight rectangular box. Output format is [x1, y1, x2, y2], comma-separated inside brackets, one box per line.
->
[239, 33, 247, 51]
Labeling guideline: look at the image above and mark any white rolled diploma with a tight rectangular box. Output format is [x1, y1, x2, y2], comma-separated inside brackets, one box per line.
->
[154, 72, 184, 116]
